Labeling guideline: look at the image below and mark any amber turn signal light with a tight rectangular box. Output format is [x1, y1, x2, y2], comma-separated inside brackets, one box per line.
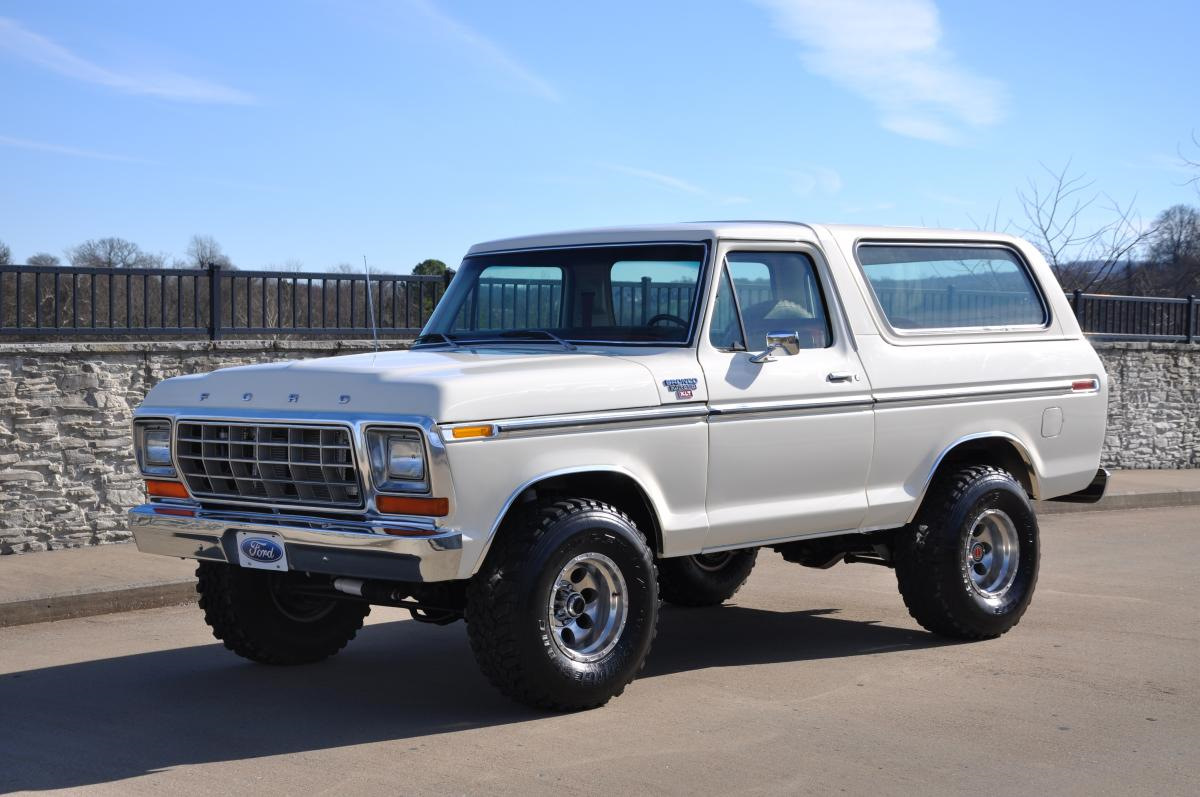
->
[145, 480, 189, 499]
[451, 424, 495, 439]
[376, 495, 449, 516]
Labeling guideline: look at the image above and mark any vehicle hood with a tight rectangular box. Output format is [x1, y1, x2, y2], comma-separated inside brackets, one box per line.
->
[140, 347, 663, 422]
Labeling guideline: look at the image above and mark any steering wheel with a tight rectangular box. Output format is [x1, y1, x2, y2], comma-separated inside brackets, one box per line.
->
[646, 313, 688, 328]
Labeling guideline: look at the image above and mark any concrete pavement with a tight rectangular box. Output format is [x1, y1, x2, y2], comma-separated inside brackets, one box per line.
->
[0, 506, 1197, 796]
[2, 468, 1198, 628]
[0, 542, 195, 627]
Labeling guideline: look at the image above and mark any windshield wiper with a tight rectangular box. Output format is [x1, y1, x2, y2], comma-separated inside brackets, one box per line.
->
[492, 329, 577, 351]
[412, 332, 460, 348]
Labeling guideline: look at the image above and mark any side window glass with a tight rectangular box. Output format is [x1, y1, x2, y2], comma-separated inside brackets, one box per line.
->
[708, 267, 745, 350]
[857, 245, 1046, 330]
[725, 252, 832, 350]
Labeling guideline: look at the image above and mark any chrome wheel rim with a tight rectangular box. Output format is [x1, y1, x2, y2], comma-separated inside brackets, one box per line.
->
[964, 509, 1020, 602]
[691, 552, 734, 572]
[547, 552, 628, 662]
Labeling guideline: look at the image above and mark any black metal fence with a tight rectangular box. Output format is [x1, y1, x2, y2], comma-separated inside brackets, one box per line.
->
[0, 264, 448, 339]
[1068, 290, 1197, 342]
[0, 263, 1195, 343]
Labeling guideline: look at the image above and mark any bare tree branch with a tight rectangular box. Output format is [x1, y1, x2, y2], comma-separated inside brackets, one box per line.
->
[1180, 130, 1200, 197]
[1016, 161, 1154, 292]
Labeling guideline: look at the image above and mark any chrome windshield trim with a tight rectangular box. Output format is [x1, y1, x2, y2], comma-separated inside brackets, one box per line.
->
[424, 239, 715, 349]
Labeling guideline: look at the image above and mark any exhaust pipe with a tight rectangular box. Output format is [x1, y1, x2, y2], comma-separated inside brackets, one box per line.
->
[333, 577, 409, 604]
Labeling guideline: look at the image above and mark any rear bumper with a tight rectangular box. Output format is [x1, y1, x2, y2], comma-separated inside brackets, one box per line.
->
[1048, 468, 1109, 505]
[127, 504, 462, 582]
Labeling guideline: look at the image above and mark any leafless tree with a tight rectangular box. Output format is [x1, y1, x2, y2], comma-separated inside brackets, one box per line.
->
[0, 240, 10, 265]
[1145, 204, 1200, 296]
[26, 253, 62, 268]
[185, 235, 232, 269]
[1180, 130, 1200, 197]
[1017, 161, 1152, 293]
[67, 237, 166, 269]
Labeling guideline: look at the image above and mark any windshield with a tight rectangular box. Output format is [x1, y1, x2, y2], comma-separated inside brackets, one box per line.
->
[420, 243, 708, 346]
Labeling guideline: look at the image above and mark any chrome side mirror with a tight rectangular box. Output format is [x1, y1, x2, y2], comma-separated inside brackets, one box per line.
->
[749, 330, 801, 364]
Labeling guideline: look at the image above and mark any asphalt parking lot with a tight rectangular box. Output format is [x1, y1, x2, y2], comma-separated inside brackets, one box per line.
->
[1, 506, 1197, 796]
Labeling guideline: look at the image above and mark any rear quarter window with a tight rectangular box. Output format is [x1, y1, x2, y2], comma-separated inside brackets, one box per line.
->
[856, 244, 1047, 331]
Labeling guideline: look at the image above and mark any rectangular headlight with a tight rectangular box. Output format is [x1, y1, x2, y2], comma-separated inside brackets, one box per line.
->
[135, 420, 175, 477]
[367, 428, 428, 493]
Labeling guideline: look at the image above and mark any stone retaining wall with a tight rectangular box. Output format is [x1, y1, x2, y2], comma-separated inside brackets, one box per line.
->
[1095, 342, 1199, 470]
[0, 341, 386, 553]
[0, 340, 1195, 553]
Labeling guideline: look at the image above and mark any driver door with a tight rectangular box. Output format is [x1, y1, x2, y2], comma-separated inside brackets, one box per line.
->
[699, 243, 874, 549]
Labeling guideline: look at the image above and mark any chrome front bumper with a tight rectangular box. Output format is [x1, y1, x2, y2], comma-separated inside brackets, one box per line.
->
[128, 504, 463, 582]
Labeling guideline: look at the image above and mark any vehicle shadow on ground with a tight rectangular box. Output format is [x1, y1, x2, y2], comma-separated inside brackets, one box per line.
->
[0, 605, 944, 792]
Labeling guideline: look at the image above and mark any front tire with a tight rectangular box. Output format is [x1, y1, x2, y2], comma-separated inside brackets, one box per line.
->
[658, 549, 758, 607]
[197, 562, 370, 665]
[894, 465, 1039, 640]
[465, 498, 659, 711]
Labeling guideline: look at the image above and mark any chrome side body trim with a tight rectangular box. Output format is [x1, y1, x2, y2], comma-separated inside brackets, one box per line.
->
[441, 404, 709, 442]
[494, 404, 707, 434]
[873, 380, 1080, 409]
[445, 378, 1084, 439]
[708, 397, 874, 418]
[127, 503, 462, 582]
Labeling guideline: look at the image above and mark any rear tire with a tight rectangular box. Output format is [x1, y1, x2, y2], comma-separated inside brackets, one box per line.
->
[894, 465, 1039, 640]
[658, 549, 758, 607]
[465, 498, 659, 711]
[197, 562, 370, 665]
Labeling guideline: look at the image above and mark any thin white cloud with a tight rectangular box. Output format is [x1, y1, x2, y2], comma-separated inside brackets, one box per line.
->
[0, 134, 154, 164]
[606, 164, 750, 205]
[406, 0, 560, 102]
[609, 164, 708, 196]
[751, 0, 1003, 143]
[0, 17, 254, 105]
[791, 165, 843, 196]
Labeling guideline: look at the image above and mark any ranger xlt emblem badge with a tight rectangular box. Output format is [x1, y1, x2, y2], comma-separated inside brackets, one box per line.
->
[662, 378, 698, 401]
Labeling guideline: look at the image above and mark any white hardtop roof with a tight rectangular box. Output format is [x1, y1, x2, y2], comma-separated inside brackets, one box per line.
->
[467, 221, 1020, 255]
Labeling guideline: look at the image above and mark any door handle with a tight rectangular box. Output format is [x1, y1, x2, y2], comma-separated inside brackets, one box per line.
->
[827, 371, 856, 383]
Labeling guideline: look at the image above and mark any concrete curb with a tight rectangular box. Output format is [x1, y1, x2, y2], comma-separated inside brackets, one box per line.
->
[1, 490, 1196, 629]
[0, 581, 197, 629]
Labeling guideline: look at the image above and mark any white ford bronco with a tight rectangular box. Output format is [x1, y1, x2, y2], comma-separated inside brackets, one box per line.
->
[128, 222, 1109, 710]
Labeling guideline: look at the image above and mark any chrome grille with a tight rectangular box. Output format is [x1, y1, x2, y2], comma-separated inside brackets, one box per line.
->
[175, 421, 363, 509]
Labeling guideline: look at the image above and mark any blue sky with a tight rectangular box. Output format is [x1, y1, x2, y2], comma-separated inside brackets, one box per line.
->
[1, 0, 1196, 272]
